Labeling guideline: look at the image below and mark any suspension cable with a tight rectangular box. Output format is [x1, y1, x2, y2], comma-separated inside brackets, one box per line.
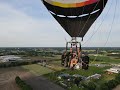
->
[90, 0, 117, 64]
[104, 0, 117, 46]
[78, 1, 101, 37]
[82, 0, 113, 46]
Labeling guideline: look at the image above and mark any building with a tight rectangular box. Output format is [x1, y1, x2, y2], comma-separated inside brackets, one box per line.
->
[86, 74, 101, 80]
[0, 55, 22, 62]
[106, 67, 120, 74]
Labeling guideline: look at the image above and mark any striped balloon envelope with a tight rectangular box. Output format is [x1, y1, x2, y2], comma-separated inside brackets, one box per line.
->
[42, 0, 108, 38]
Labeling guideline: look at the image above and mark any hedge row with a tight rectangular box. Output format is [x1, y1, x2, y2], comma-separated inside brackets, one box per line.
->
[15, 76, 32, 90]
[0, 60, 40, 68]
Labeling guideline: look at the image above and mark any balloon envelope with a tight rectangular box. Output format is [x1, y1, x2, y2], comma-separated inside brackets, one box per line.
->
[42, 0, 108, 37]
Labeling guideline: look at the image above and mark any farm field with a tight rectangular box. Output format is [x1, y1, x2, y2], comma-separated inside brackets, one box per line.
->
[0, 48, 120, 90]
[22, 64, 53, 75]
[44, 65, 114, 80]
[0, 58, 119, 90]
[0, 67, 33, 90]
[89, 55, 120, 64]
[0, 64, 65, 90]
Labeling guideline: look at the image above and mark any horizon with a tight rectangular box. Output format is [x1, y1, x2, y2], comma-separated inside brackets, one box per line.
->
[0, 47, 120, 48]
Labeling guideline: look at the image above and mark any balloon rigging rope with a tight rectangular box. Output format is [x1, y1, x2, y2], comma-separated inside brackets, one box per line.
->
[82, 0, 113, 46]
[104, 0, 117, 47]
[78, 1, 100, 37]
[82, 0, 107, 63]
[78, 6, 85, 39]
[90, 0, 117, 64]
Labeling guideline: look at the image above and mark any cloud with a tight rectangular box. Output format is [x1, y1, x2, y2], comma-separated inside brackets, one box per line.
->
[0, 0, 119, 47]
[0, 2, 66, 47]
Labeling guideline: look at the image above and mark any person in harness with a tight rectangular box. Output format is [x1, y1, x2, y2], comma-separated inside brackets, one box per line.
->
[61, 48, 73, 67]
[82, 53, 89, 70]
[61, 51, 66, 66]
[77, 48, 82, 63]
[70, 52, 78, 69]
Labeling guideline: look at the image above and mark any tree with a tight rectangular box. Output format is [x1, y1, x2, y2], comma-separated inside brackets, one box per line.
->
[87, 81, 96, 90]
[107, 80, 119, 89]
[96, 83, 109, 90]
[15, 76, 32, 90]
[68, 85, 80, 90]
[115, 73, 120, 82]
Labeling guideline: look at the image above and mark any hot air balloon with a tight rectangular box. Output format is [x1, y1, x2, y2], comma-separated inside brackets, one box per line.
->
[42, 0, 108, 68]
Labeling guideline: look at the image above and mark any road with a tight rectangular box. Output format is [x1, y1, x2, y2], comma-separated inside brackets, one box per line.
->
[25, 76, 65, 90]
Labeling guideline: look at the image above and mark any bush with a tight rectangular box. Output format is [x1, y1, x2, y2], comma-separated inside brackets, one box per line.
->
[0, 60, 41, 68]
[107, 80, 119, 89]
[80, 82, 96, 90]
[15, 76, 32, 90]
[87, 81, 96, 90]
[68, 85, 80, 90]
[96, 83, 109, 90]
[115, 73, 120, 82]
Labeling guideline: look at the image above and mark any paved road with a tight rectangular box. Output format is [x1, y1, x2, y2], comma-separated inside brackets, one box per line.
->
[25, 76, 65, 90]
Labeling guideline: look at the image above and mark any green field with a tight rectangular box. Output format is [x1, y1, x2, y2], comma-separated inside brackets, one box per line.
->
[12, 54, 120, 89]
[22, 64, 53, 75]
[43, 65, 117, 90]
[90, 55, 120, 64]
[0, 63, 117, 90]
[15, 60, 117, 90]
[44, 66, 112, 78]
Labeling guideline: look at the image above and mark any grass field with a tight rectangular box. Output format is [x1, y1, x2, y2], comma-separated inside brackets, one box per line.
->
[0, 64, 63, 90]
[43, 65, 116, 89]
[90, 55, 120, 64]
[60, 66, 110, 76]
[28, 55, 61, 60]
[0, 54, 119, 90]
[22, 64, 54, 76]
[0, 62, 117, 90]
[22, 56, 117, 87]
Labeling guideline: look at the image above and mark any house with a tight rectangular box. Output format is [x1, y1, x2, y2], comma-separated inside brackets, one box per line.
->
[0, 55, 22, 62]
[106, 67, 120, 74]
[86, 74, 101, 80]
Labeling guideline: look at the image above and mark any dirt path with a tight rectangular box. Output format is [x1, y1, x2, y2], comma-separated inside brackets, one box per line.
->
[0, 67, 33, 90]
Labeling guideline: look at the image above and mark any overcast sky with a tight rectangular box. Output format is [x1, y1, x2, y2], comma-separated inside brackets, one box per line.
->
[0, 0, 119, 47]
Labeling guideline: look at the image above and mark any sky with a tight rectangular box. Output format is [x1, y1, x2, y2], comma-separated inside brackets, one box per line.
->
[0, 0, 120, 47]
